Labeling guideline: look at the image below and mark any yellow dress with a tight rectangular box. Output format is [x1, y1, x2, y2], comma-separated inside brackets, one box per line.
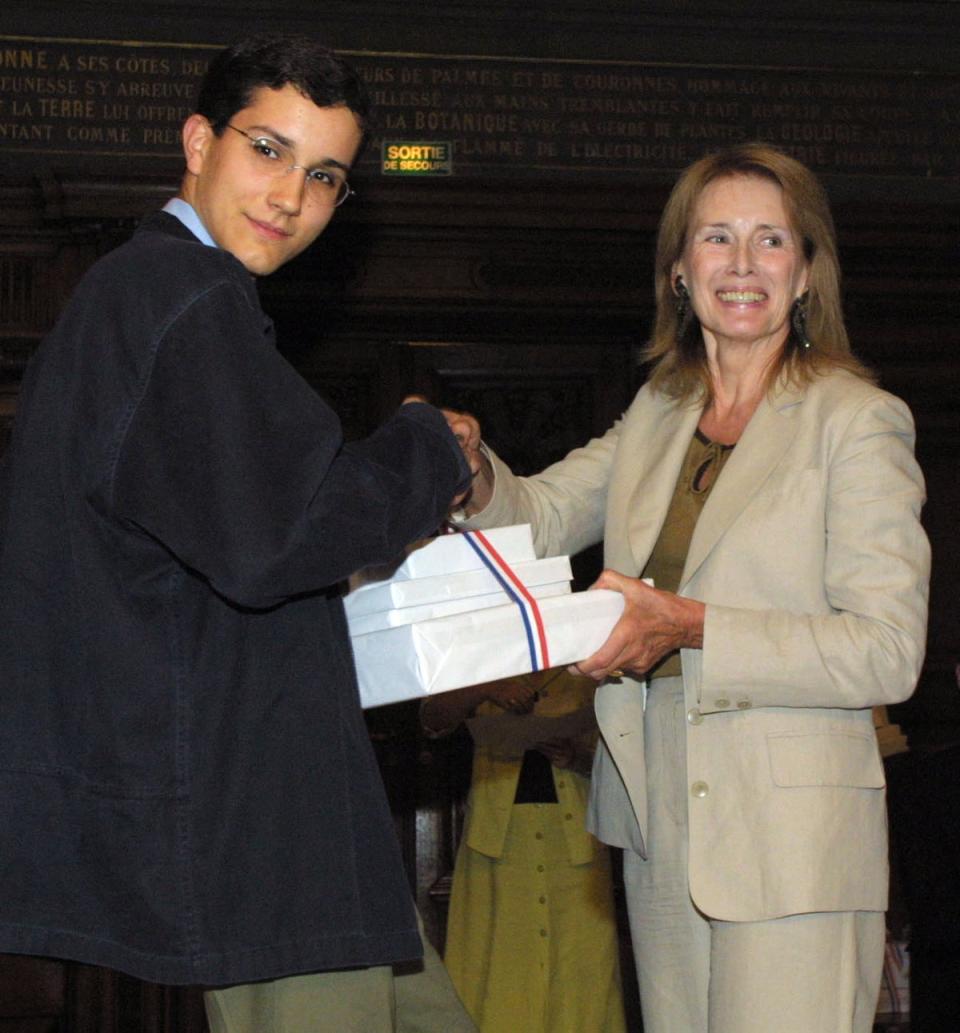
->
[443, 670, 627, 1033]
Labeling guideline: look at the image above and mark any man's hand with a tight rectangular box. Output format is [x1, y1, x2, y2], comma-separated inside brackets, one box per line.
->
[438, 406, 481, 474]
[402, 396, 492, 512]
[440, 407, 493, 513]
[572, 571, 705, 681]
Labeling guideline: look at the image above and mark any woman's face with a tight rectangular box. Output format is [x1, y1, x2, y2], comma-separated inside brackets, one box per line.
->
[673, 174, 809, 356]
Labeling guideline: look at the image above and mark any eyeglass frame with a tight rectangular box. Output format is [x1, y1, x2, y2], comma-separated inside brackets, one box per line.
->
[224, 123, 355, 207]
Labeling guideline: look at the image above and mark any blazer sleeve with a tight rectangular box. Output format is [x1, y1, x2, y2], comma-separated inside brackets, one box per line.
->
[697, 389, 930, 712]
[110, 278, 470, 608]
[459, 420, 622, 560]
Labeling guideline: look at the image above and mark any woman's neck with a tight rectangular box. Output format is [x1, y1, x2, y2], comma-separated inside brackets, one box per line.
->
[700, 337, 781, 444]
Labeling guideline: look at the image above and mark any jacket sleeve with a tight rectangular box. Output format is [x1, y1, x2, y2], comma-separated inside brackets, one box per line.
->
[110, 278, 470, 607]
[695, 389, 930, 712]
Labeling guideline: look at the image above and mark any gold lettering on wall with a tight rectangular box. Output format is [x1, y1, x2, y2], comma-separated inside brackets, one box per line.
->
[0, 38, 208, 158]
[0, 36, 957, 182]
[352, 55, 957, 180]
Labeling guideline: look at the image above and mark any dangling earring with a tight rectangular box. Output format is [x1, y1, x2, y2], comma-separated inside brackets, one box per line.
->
[791, 292, 811, 350]
[674, 277, 690, 320]
[674, 277, 694, 345]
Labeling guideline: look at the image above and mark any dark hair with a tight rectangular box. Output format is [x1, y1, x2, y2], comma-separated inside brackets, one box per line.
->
[196, 34, 370, 136]
[645, 142, 873, 403]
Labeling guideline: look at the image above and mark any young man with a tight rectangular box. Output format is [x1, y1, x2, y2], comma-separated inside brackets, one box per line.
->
[0, 35, 475, 1032]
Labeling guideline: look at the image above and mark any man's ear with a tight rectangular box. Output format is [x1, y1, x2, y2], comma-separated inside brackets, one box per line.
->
[181, 114, 213, 176]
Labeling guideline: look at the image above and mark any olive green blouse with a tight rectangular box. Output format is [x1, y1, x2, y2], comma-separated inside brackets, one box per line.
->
[643, 428, 735, 680]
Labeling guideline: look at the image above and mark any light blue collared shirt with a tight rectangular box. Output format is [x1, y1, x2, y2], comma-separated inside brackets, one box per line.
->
[162, 197, 218, 249]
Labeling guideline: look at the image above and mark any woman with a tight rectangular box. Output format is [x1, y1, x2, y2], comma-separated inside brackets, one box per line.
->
[453, 143, 930, 1033]
[421, 669, 626, 1033]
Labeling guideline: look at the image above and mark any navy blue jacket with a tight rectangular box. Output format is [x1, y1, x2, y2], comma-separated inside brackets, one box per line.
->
[0, 212, 470, 985]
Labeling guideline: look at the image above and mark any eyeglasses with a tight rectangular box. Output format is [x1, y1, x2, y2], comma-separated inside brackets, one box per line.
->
[225, 124, 354, 207]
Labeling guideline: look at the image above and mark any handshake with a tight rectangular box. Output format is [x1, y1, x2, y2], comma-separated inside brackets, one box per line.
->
[403, 395, 492, 514]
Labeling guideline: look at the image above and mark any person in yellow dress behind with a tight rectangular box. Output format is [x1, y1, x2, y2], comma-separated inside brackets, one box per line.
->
[422, 669, 627, 1033]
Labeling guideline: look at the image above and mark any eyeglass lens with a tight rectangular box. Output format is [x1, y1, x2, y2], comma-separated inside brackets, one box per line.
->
[228, 125, 351, 206]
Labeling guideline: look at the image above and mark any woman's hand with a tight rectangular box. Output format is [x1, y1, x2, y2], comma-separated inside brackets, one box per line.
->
[573, 570, 705, 681]
[535, 737, 576, 768]
[421, 677, 538, 735]
[484, 678, 539, 714]
[535, 737, 593, 777]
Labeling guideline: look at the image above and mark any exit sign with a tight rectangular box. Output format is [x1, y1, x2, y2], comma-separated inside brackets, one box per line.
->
[381, 141, 453, 175]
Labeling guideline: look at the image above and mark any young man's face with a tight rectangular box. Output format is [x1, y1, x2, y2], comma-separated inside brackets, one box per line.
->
[180, 83, 362, 275]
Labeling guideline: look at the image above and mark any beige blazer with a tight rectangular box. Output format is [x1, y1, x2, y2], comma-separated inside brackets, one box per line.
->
[463, 368, 930, 922]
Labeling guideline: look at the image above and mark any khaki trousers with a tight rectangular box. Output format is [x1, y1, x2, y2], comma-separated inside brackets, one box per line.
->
[204, 914, 476, 1033]
[624, 678, 885, 1033]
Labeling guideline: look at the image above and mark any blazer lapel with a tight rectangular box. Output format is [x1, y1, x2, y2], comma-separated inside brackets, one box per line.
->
[680, 379, 805, 589]
[625, 399, 701, 575]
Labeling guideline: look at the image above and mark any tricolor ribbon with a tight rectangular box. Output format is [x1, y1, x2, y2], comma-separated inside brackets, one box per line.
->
[461, 529, 551, 671]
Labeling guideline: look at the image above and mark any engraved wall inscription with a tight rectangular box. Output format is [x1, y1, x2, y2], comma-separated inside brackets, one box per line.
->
[0, 39, 207, 157]
[1, 36, 957, 184]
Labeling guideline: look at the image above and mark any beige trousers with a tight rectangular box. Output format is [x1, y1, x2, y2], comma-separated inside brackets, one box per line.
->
[624, 678, 885, 1033]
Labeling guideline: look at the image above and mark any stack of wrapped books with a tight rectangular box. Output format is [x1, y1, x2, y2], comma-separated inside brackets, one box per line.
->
[345, 525, 624, 708]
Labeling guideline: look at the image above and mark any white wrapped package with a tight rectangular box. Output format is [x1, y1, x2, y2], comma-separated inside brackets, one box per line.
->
[353, 524, 535, 585]
[347, 580, 570, 636]
[352, 589, 625, 708]
[344, 555, 572, 618]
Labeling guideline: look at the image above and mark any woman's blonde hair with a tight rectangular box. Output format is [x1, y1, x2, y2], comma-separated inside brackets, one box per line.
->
[644, 142, 873, 402]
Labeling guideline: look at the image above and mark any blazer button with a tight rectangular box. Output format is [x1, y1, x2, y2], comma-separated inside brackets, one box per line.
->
[686, 707, 703, 725]
[737, 699, 752, 709]
[691, 781, 709, 798]
[715, 697, 730, 709]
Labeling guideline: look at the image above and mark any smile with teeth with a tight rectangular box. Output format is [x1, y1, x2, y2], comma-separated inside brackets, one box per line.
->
[717, 290, 766, 303]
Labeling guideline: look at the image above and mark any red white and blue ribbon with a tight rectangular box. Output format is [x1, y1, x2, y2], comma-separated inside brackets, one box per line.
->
[461, 529, 551, 671]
